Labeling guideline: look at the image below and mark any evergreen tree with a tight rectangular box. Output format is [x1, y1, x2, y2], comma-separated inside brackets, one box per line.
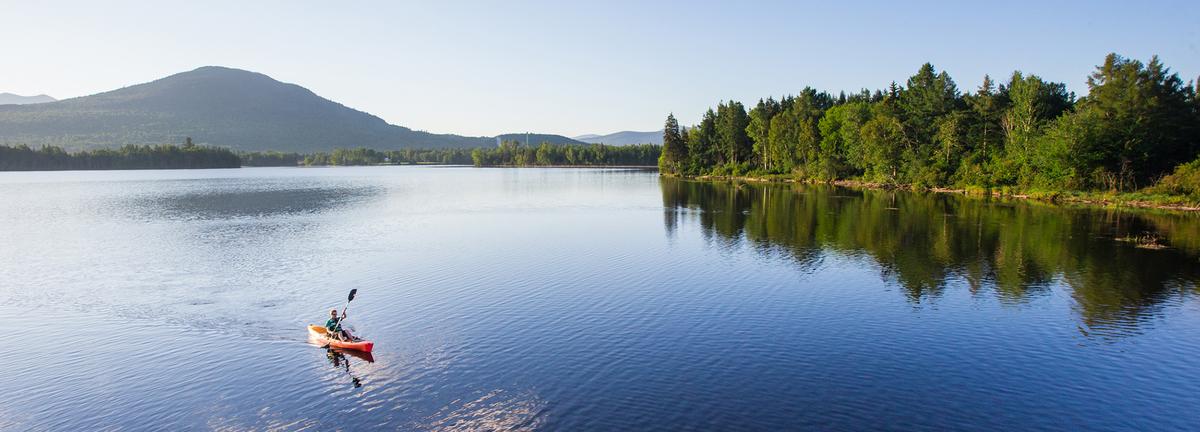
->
[662, 54, 1199, 196]
[688, 109, 719, 170]
[659, 113, 688, 172]
[791, 88, 833, 177]
[958, 75, 1007, 184]
[715, 101, 752, 166]
[1075, 54, 1196, 189]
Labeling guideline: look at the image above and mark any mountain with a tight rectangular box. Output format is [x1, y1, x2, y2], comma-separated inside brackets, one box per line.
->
[573, 130, 662, 146]
[0, 93, 56, 105]
[494, 133, 586, 146]
[0, 66, 493, 152]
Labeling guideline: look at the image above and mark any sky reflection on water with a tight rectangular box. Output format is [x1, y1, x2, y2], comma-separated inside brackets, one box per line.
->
[1, 167, 1198, 430]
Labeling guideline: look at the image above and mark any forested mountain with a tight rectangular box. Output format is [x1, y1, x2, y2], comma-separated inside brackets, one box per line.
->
[574, 130, 663, 145]
[494, 133, 585, 146]
[0, 67, 494, 152]
[660, 53, 1200, 196]
[0, 93, 56, 105]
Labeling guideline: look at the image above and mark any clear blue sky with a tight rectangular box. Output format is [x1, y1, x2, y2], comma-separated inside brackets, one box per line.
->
[3, 0, 1197, 137]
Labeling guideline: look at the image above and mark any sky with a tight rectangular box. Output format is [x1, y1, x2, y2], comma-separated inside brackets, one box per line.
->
[2, 0, 1198, 138]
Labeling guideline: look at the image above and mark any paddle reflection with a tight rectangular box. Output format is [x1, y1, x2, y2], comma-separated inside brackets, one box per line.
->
[325, 348, 374, 388]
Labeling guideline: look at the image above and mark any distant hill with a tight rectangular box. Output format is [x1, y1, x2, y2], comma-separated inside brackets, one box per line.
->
[0, 66, 493, 152]
[495, 133, 586, 146]
[0, 93, 56, 105]
[573, 130, 662, 146]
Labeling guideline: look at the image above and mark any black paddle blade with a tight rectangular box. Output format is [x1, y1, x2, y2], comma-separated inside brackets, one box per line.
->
[348, 288, 358, 302]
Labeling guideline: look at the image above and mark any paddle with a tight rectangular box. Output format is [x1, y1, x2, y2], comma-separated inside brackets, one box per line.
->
[322, 289, 357, 348]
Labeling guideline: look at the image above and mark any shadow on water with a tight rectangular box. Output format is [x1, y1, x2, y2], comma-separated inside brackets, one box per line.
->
[661, 178, 1200, 335]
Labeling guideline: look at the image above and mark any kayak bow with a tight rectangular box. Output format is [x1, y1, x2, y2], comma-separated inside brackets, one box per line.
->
[308, 324, 374, 352]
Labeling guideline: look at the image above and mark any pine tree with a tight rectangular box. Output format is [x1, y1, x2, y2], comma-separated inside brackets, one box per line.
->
[660, 113, 687, 172]
[689, 109, 718, 170]
[716, 101, 751, 166]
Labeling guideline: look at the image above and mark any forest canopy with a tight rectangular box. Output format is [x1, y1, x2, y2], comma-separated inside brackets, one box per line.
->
[0, 142, 657, 170]
[659, 54, 1200, 196]
[0, 138, 239, 170]
[470, 141, 660, 167]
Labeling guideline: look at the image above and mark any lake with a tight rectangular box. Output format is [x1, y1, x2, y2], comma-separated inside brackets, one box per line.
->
[1, 166, 1198, 431]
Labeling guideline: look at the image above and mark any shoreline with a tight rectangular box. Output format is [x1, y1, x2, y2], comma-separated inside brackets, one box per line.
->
[475, 165, 658, 169]
[675, 174, 1200, 213]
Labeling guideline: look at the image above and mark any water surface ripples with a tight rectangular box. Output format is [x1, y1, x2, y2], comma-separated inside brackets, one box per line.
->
[1, 167, 1198, 430]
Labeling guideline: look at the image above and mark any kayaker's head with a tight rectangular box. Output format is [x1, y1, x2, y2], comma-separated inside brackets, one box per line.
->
[330, 309, 338, 318]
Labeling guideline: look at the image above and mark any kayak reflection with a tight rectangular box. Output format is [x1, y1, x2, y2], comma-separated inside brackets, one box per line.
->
[325, 348, 374, 388]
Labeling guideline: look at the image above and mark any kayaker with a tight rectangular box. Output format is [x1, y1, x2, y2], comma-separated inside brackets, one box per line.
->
[325, 309, 355, 341]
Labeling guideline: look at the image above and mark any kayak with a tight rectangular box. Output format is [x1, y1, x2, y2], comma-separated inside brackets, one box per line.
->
[308, 324, 374, 352]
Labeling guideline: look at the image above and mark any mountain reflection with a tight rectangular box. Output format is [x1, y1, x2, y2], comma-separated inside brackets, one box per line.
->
[661, 178, 1200, 333]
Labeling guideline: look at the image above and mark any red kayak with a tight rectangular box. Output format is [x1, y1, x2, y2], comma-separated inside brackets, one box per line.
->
[308, 324, 374, 352]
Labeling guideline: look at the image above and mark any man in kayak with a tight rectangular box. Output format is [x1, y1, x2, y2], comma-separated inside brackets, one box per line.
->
[325, 309, 356, 341]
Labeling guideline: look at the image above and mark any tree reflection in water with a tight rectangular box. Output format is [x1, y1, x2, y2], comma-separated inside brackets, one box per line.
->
[661, 178, 1200, 335]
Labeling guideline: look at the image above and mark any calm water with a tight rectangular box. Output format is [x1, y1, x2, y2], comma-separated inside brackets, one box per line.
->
[1, 166, 1199, 431]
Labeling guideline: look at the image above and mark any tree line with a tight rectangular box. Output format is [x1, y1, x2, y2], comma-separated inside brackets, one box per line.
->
[291, 148, 475, 166]
[0, 138, 239, 170]
[470, 141, 660, 166]
[1, 142, 659, 171]
[239, 148, 476, 166]
[659, 53, 1200, 196]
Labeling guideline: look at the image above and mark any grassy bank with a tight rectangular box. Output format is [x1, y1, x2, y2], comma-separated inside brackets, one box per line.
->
[669, 173, 1200, 212]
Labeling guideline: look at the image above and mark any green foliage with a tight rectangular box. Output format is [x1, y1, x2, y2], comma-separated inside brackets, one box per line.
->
[817, 101, 870, 179]
[746, 98, 780, 167]
[298, 147, 475, 166]
[1069, 54, 1197, 190]
[997, 71, 1075, 187]
[859, 103, 906, 183]
[687, 110, 719, 171]
[766, 105, 800, 173]
[239, 151, 302, 166]
[955, 75, 1008, 186]
[658, 54, 1200, 197]
[471, 141, 660, 167]
[659, 113, 688, 172]
[0, 141, 239, 170]
[899, 63, 960, 149]
[715, 101, 752, 165]
[1148, 157, 1200, 199]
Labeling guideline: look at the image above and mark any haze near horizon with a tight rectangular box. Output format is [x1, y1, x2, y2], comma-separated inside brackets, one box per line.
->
[3, 0, 1197, 137]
